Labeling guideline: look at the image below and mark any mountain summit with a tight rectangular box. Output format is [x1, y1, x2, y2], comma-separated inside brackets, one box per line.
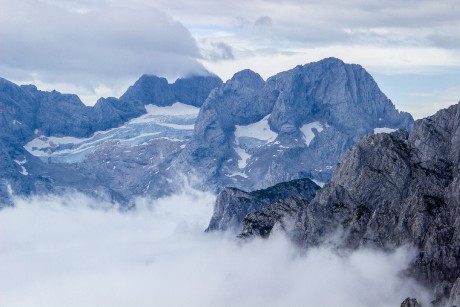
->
[175, 57, 413, 192]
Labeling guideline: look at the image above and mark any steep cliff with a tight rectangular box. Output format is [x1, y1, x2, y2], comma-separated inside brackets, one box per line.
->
[176, 58, 413, 192]
[232, 102, 460, 305]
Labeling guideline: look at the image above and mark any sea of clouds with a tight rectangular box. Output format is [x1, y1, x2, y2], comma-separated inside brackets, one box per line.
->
[0, 188, 430, 307]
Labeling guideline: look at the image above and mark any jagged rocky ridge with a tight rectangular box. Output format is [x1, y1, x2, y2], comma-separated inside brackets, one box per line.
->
[226, 102, 460, 305]
[121, 74, 223, 107]
[238, 197, 310, 240]
[400, 298, 422, 307]
[206, 178, 319, 232]
[175, 57, 413, 193]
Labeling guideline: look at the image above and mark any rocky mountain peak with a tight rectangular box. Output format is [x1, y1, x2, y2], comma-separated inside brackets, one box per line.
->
[177, 57, 413, 192]
[120, 74, 175, 106]
[120, 73, 222, 107]
[228, 69, 265, 90]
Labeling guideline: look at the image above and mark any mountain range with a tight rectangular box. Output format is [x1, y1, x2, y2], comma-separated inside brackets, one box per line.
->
[2, 57, 459, 305]
[0, 57, 413, 206]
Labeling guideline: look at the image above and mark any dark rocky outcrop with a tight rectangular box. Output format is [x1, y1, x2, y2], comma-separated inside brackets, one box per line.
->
[206, 178, 319, 232]
[238, 197, 309, 240]
[401, 297, 422, 307]
[120, 74, 223, 107]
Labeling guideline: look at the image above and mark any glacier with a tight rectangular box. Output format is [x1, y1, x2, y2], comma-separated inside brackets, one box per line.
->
[24, 103, 199, 164]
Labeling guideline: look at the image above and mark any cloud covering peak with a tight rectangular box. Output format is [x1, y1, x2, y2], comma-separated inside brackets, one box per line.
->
[0, 0, 207, 103]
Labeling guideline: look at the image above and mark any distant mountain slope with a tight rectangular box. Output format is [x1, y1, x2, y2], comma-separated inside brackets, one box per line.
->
[175, 58, 413, 192]
[121, 74, 223, 107]
[0, 74, 222, 206]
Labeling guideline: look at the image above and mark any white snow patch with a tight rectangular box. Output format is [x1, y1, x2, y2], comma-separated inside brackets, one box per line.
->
[312, 179, 325, 187]
[235, 115, 277, 143]
[234, 147, 251, 169]
[14, 159, 27, 165]
[157, 137, 182, 142]
[131, 102, 199, 124]
[157, 123, 195, 130]
[300, 121, 324, 146]
[14, 160, 28, 175]
[18, 166, 28, 176]
[374, 127, 397, 134]
[25, 136, 80, 153]
[228, 172, 249, 179]
[146, 102, 200, 116]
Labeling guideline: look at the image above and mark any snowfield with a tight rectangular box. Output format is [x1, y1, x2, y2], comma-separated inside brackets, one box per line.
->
[24, 103, 199, 163]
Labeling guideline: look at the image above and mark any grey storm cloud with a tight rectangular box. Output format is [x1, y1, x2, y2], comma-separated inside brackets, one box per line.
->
[426, 34, 460, 50]
[208, 41, 235, 61]
[261, 0, 460, 47]
[199, 40, 235, 62]
[254, 16, 273, 30]
[150, 0, 460, 50]
[0, 0, 207, 87]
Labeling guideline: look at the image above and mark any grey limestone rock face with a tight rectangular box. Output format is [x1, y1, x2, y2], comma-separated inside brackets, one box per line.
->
[248, 102, 460, 304]
[173, 75, 224, 107]
[449, 276, 460, 306]
[210, 102, 460, 305]
[176, 57, 413, 193]
[238, 197, 309, 240]
[206, 178, 319, 232]
[120, 75, 175, 106]
[91, 97, 146, 132]
[400, 298, 422, 307]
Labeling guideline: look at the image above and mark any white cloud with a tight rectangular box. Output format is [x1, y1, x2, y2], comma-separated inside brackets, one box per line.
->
[152, 0, 460, 117]
[1, 0, 459, 113]
[0, 190, 430, 307]
[0, 0, 207, 104]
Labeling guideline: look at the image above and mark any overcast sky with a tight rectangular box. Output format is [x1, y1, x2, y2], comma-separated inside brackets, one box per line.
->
[1, 0, 459, 118]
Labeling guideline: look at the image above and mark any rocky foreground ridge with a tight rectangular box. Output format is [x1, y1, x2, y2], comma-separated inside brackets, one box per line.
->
[211, 102, 460, 305]
[206, 178, 319, 232]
